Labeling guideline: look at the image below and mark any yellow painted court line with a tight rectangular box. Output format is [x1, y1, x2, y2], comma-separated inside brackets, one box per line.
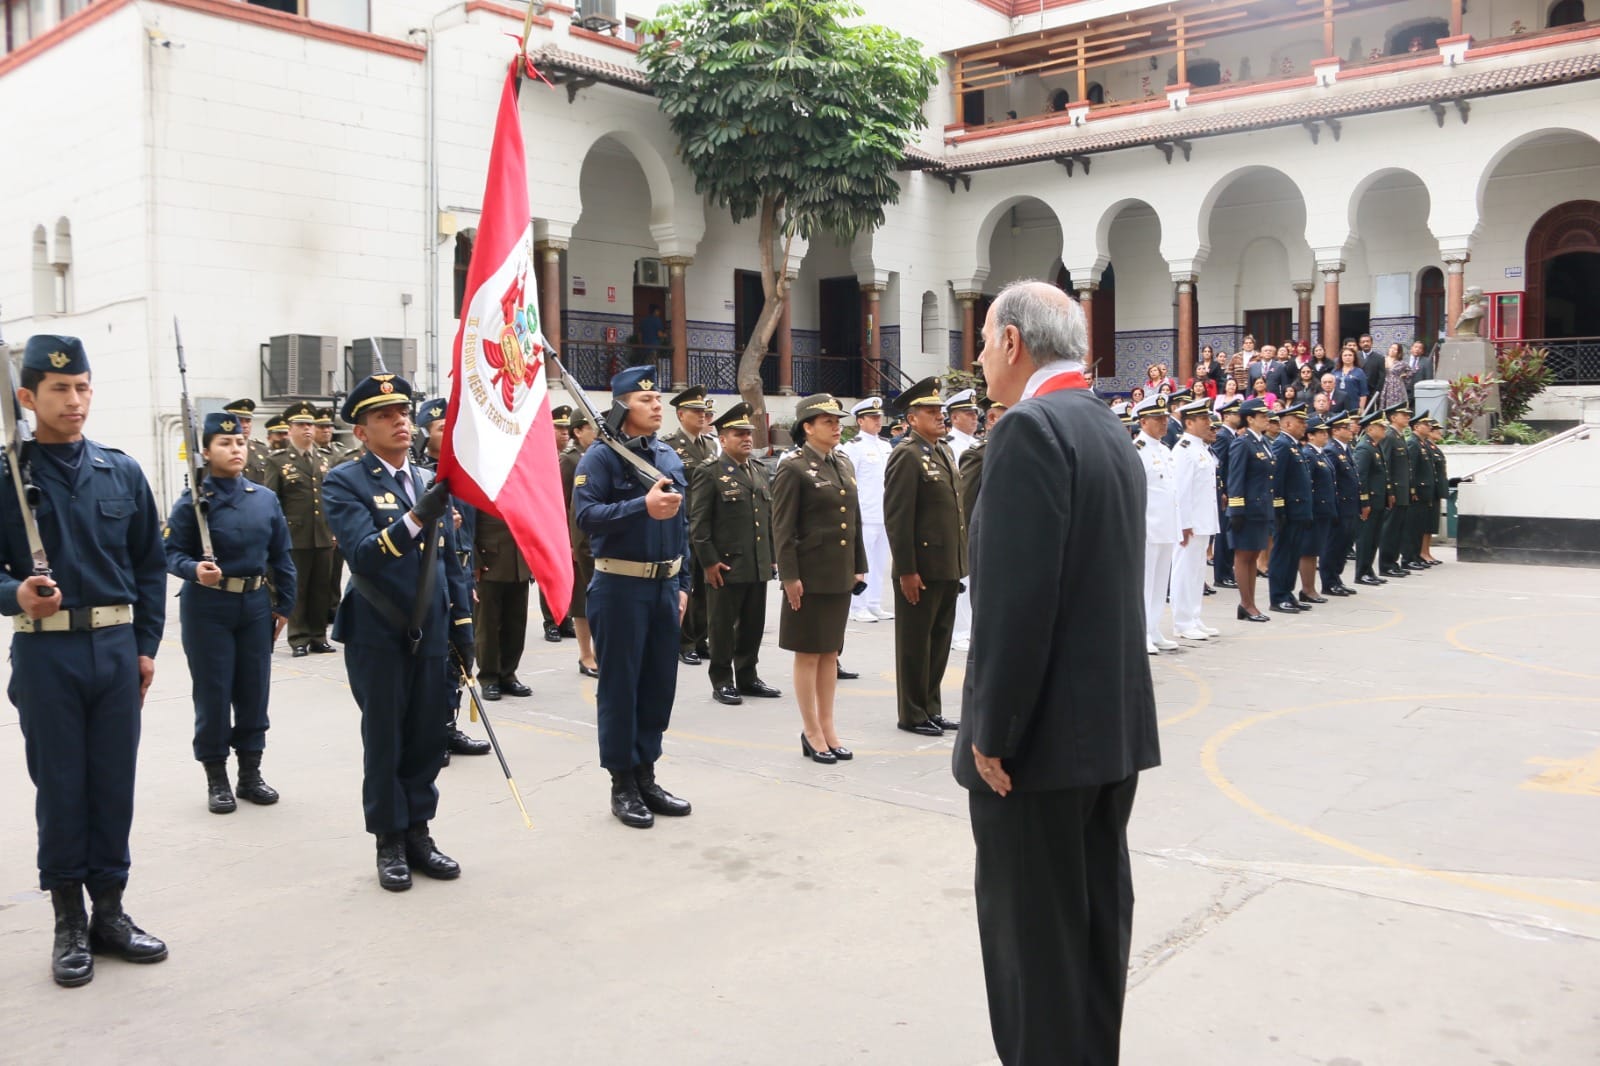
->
[1158, 658, 1213, 727]
[1200, 691, 1600, 917]
[1445, 612, 1600, 681]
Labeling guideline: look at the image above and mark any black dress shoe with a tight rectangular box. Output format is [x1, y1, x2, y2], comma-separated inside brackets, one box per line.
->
[801, 734, 837, 764]
[578, 662, 600, 679]
[1203, 584, 1216, 596]
[609, 771, 654, 829]
[1356, 574, 1383, 586]
[1334, 584, 1357, 595]
[1217, 576, 1238, 588]
[836, 664, 859, 680]
[50, 885, 93, 988]
[501, 680, 533, 698]
[86, 884, 168, 963]
[1271, 601, 1302, 613]
[1324, 586, 1352, 597]
[309, 640, 336, 654]
[375, 833, 412, 890]
[405, 825, 461, 880]
[1404, 561, 1428, 571]
[559, 620, 577, 639]
[898, 721, 944, 737]
[1382, 567, 1409, 578]
[447, 730, 491, 756]
[635, 763, 691, 816]
[1298, 592, 1328, 604]
[829, 746, 853, 761]
[481, 682, 502, 701]
[695, 643, 710, 658]
[292, 645, 309, 658]
[713, 685, 743, 706]
[1425, 558, 1444, 566]
[929, 714, 960, 731]
[543, 623, 562, 643]
[738, 680, 782, 698]
[678, 650, 702, 666]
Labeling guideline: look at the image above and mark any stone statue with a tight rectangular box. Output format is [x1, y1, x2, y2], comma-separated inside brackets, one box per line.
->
[1454, 286, 1486, 337]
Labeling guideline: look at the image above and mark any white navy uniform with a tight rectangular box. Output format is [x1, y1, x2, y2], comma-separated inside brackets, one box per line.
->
[1135, 425, 1182, 649]
[840, 399, 894, 619]
[943, 389, 980, 645]
[1169, 431, 1219, 638]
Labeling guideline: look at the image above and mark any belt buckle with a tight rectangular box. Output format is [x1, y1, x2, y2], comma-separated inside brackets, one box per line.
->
[70, 606, 93, 630]
[643, 561, 660, 579]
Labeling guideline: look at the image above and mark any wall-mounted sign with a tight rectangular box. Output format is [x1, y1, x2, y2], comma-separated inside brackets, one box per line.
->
[572, 276, 588, 296]
[605, 326, 618, 343]
[607, 286, 617, 303]
[1504, 266, 1523, 278]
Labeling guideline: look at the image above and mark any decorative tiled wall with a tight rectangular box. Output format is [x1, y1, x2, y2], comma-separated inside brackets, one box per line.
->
[1200, 324, 1244, 358]
[948, 331, 963, 369]
[687, 319, 736, 352]
[1098, 329, 1177, 393]
[565, 310, 634, 342]
[881, 326, 901, 366]
[792, 328, 820, 358]
[1369, 315, 1420, 354]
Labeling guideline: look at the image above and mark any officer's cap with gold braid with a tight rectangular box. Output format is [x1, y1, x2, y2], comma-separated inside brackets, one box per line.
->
[313, 408, 335, 427]
[282, 400, 319, 424]
[610, 365, 658, 396]
[977, 396, 1007, 414]
[551, 404, 573, 428]
[23, 335, 89, 375]
[1178, 397, 1211, 420]
[1133, 395, 1168, 420]
[943, 388, 979, 413]
[339, 374, 414, 424]
[669, 385, 709, 411]
[202, 411, 244, 442]
[415, 398, 448, 428]
[792, 393, 846, 425]
[223, 398, 258, 417]
[1358, 406, 1386, 427]
[713, 402, 756, 433]
[850, 396, 884, 419]
[894, 377, 943, 413]
[265, 415, 289, 433]
[1326, 409, 1354, 429]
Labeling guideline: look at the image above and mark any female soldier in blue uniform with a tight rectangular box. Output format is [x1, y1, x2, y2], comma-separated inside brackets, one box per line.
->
[164, 412, 297, 814]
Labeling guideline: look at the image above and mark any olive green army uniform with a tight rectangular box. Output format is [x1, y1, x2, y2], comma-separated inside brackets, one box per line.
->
[689, 451, 774, 691]
[662, 425, 719, 656]
[771, 442, 868, 653]
[473, 511, 532, 689]
[264, 444, 335, 649]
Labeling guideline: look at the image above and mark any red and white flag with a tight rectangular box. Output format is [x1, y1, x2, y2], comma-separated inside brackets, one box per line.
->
[439, 61, 572, 621]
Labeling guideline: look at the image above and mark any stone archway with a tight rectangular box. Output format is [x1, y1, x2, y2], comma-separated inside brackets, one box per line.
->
[1523, 200, 1600, 338]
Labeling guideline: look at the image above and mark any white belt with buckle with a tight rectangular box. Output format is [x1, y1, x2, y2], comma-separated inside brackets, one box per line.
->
[594, 557, 682, 580]
[13, 604, 135, 634]
[216, 576, 267, 594]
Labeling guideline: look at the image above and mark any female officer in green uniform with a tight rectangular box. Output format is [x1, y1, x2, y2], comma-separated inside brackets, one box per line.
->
[165, 412, 296, 814]
[771, 394, 867, 764]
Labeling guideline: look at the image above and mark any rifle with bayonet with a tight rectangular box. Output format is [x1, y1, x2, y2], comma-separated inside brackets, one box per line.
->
[174, 317, 216, 562]
[0, 313, 56, 599]
[550, 355, 677, 494]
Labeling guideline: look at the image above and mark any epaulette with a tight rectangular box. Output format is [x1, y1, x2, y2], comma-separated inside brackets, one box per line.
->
[1180, 439, 1191, 448]
[1135, 439, 1145, 449]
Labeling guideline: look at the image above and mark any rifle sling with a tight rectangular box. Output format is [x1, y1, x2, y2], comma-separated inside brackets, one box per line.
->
[346, 516, 440, 656]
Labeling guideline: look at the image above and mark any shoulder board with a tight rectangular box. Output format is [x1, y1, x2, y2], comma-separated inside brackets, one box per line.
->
[1180, 439, 1191, 448]
[1135, 439, 1145, 449]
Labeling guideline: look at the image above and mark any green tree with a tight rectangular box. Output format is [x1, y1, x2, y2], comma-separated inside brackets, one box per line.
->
[640, 0, 938, 438]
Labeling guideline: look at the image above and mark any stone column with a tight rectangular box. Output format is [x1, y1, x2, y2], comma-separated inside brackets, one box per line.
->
[535, 239, 566, 380]
[1444, 255, 1469, 336]
[1293, 283, 1314, 345]
[956, 291, 980, 371]
[777, 272, 796, 394]
[1174, 275, 1197, 382]
[663, 255, 693, 390]
[863, 284, 885, 380]
[1075, 284, 1098, 370]
[1319, 262, 1344, 350]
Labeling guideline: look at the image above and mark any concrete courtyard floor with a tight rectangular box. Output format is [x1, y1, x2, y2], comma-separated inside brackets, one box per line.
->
[3, 549, 1598, 1065]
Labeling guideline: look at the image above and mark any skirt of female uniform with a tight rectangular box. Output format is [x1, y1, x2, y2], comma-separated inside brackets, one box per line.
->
[779, 591, 851, 653]
[570, 553, 595, 619]
[1232, 518, 1273, 552]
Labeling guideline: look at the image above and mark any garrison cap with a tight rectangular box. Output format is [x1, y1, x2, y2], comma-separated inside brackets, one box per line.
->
[416, 398, 448, 428]
[610, 365, 658, 396]
[339, 374, 414, 424]
[282, 400, 319, 424]
[793, 394, 846, 425]
[895, 377, 943, 411]
[222, 398, 258, 416]
[943, 388, 978, 413]
[551, 404, 573, 428]
[1359, 406, 1387, 427]
[1239, 398, 1270, 417]
[669, 385, 709, 410]
[203, 412, 245, 438]
[851, 396, 885, 418]
[1133, 396, 1168, 419]
[23, 335, 89, 375]
[713, 402, 756, 432]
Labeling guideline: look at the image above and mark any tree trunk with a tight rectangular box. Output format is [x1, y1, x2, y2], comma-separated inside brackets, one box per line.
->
[738, 194, 790, 450]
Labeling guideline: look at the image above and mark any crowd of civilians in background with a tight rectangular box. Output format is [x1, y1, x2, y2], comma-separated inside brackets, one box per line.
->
[1126, 331, 1436, 416]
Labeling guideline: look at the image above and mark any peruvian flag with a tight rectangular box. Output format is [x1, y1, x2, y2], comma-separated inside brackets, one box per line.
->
[439, 60, 572, 621]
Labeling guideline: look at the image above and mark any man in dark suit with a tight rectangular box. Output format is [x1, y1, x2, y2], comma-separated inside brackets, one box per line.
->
[953, 280, 1160, 1066]
[1359, 333, 1386, 400]
[1316, 372, 1355, 414]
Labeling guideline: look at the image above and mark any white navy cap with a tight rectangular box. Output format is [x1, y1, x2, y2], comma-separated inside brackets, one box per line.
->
[851, 397, 885, 418]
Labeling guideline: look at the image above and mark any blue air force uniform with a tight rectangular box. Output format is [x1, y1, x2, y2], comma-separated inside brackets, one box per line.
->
[573, 366, 694, 829]
[164, 418, 296, 786]
[1321, 413, 1363, 593]
[323, 374, 474, 889]
[1225, 409, 1276, 552]
[1267, 408, 1313, 605]
[1303, 422, 1338, 594]
[0, 336, 170, 985]
[1210, 401, 1240, 584]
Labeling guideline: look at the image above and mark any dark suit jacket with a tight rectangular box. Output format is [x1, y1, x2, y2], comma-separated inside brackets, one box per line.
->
[1362, 351, 1387, 399]
[953, 388, 1160, 793]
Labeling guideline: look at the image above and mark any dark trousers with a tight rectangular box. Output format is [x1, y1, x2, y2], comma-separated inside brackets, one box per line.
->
[706, 580, 768, 689]
[1211, 507, 1232, 584]
[893, 578, 958, 727]
[679, 568, 708, 653]
[970, 775, 1139, 1066]
[1320, 515, 1358, 589]
[346, 643, 446, 834]
[589, 572, 680, 771]
[1267, 520, 1308, 602]
[475, 579, 529, 685]
[180, 583, 273, 762]
[9, 628, 141, 891]
[1378, 503, 1409, 569]
[288, 547, 333, 647]
[1355, 504, 1386, 577]
[1403, 500, 1433, 562]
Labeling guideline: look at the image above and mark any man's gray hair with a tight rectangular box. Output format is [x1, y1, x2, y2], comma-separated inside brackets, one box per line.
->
[989, 280, 1088, 370]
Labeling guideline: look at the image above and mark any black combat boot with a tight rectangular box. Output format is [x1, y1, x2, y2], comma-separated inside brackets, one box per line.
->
[376, 832, 412, 892]
[235, 751, 279, 805]
[634, 762, 691, 817]
[50, 884, 93, 987]
[204, 760, 236, 815]
[404, 823, 460, 880]
[609, 769, 654, 829]
[86, 882, 168, 964]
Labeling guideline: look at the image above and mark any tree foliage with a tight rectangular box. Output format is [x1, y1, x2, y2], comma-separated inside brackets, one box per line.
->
[639, 0, 939, 434]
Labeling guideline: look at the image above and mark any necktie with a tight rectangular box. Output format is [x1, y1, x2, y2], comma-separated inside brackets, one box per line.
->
[394, 467, 415, 509]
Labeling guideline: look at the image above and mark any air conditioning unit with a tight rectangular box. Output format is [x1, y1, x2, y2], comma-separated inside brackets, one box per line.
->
[636, 257, 664, 287]
[574, 0, 619, 32]
[264, 335, 336, 400]
[347, 337, 419, 388]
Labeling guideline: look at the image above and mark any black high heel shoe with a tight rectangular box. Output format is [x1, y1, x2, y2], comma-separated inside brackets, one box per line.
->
[828, 745, 853, 761]
[577, 662, 599, 679]
[801, 734, 837, 764]
[1236, 605, 1270, 623]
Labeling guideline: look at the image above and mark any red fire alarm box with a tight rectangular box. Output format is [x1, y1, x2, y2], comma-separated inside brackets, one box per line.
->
[1486, 291, 1522, 341]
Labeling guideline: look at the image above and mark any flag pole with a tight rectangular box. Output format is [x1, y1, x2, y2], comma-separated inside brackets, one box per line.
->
[452, 647, 534, 830]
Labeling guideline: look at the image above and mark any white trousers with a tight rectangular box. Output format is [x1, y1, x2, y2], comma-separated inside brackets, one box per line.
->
[953, 583, 972, 643]
[1170, 536, 1209, 633]
[852, 523, 892, 612]
[1143, 541, 1177, 642]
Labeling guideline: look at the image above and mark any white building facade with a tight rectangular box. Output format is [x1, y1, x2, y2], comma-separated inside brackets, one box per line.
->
[3, 0, 1598, 504]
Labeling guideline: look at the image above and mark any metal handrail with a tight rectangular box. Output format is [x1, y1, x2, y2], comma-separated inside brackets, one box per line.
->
[1453, 423, 1594, 483]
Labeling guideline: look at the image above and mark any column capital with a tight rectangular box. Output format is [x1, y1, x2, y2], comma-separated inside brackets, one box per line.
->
[662, 255, 694, 270]
[1074, 283, 1099, 296]
[954, 290, 982, 304]
[1291, 282, 1314, 297]
[1318, 261, 1345, 278]
[535, 239, 568, 256]
[860, 283, 886, 297]
[1171, 273, 1198, 291]
[1442, 253, 1470, 270]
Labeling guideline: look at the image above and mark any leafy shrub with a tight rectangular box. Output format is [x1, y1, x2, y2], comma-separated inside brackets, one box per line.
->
[1495, 345, 1554, 424]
